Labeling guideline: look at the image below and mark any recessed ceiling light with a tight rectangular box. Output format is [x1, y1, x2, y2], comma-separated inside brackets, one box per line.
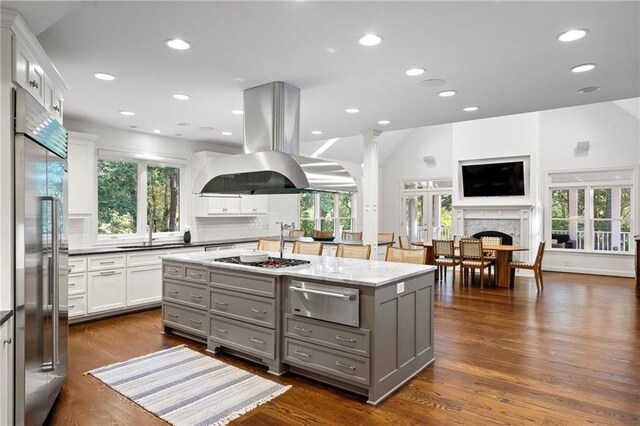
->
[128, 125, 138, 129]
[358, 34, 383, 47]
[119, 110, 135, 116]
[153, 129, 161, 134]
[199, 126, 214, 131]
[578, 86, 601, 94]
[231, 110, 244, 115]
[421, 79, 445, 88]
[405, 67, 426, 77]
[221, 131, 232, 136]
[438, 90, 457, 97]
[175, 133, 183, 136]
[176, 122, 190, 126]
[377, 120, 391, 125]
[165, 38, 191, 50]
[558, 28, 588, 42]
[94, 72, 115, 81]
[311, 130, 323, 135]
[173, 94, 190, 100]
[463, 106, 479, 112]
[571, 63, 596, 73]
[345, 108, 360, 114]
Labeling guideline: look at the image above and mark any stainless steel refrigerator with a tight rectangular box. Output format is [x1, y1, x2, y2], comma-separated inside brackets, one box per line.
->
[14, 87, 68, 425]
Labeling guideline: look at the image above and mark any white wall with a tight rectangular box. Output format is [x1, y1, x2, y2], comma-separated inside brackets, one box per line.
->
[380, 99, 639, 277]
[380, 124, 454, 241]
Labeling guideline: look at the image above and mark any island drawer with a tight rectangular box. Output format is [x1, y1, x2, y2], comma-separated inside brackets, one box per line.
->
[68, 257, 86, 274]
[209, 270, 276, 298]
[68, 295, 86, 318]
[185, 265, 207, 284]
[284, 314, 370, 357]
[284, 338, 370, 387]
[163, 302, 207, 337]
[210, 288, 276, 329]
[164, 279, 208, 310]
[209, 316, 276, 360]
[68, 273, 87, 296]
[163, 263, 184, 278]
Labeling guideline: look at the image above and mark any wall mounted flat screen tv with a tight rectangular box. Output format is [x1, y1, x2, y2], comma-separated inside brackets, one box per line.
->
[462, 161, 525, 197]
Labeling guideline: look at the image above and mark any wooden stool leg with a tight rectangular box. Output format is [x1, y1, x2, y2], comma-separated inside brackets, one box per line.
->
[452, 264, 456, 287]
[480, 267, 484, 289]
[538, 267, 544, 290]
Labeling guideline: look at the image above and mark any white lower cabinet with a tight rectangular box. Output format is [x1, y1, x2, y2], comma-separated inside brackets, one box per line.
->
[126, 265, 162, 307]
[87, 269, 126, 314]
[68, 295, 87, 318]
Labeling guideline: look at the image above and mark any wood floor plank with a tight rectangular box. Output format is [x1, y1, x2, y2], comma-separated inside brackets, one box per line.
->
[45, 272, 640, 425]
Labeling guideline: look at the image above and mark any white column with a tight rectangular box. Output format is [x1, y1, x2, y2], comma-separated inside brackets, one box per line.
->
[362, 129, 381, 255]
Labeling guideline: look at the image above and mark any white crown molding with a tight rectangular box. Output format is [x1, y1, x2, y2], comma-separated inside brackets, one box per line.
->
[1, 7, 69, 92]
[68, 131, 99, 143]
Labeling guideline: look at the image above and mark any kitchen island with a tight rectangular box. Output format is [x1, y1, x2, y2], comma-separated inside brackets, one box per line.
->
[161, 250, 435, 405]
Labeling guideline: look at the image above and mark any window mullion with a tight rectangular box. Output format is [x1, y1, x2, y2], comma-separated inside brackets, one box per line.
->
[137, 163, 148, 236]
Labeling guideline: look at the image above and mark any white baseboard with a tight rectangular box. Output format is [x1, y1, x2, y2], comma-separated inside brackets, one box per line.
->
[543, 266, 634, 278]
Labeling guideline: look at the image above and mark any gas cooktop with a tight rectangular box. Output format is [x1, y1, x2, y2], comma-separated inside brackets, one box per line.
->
[213, 256, 311, 269]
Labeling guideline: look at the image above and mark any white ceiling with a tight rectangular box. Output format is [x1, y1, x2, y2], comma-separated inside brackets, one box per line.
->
[4, 1, 639, 162]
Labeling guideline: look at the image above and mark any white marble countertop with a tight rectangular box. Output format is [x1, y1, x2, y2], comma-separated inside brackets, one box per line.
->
[160, 250, 436, 287]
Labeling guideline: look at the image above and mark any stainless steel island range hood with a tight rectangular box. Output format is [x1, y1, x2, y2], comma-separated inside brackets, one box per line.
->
[194, 82, 357, 195]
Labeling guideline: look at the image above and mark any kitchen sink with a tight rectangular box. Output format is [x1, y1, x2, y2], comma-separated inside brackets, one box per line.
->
[116, 243, 193, 249]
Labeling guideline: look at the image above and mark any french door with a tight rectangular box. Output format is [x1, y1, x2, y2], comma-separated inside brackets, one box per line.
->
[402, 191, 453, 243]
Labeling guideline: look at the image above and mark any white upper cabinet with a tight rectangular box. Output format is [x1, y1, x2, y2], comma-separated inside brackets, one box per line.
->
[240, 195, 268, 214]
[207, 196, 240, 214]
[68, 132, 98, 216]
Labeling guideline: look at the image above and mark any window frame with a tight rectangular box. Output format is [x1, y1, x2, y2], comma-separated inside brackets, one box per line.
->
[95, 151, 187, 243]
[298, 193, 356, 236]
[546, 167, 636, 255]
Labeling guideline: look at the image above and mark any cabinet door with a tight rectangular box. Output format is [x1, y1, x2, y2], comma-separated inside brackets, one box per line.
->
[0, 320, 12, 426]
[87, 269, 126, 313]
[207, 197, 240, 214]
[13, 35, 43, 103]
[52, 86, 64, 122]
[126, 265, 162, 307]
[68, 135, 97, 216]
[240, 195, 267, 214]
[28, 63, 45, 104]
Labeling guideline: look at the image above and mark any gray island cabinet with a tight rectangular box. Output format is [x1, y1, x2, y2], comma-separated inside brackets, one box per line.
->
[161, 251, 435, 405]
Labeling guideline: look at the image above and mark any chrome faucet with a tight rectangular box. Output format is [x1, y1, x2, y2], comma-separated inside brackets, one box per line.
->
[276, 221, 295, 258]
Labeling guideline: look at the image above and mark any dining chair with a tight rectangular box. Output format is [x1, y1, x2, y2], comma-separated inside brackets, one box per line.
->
[335, 243, 371, 260]
[384, 247, 426, 265]
[481, 236, 502, 283]
[508, 241, 546, 291]
[289, 229, 305, 238]
[292, 241, 323, 255]
[459, 239, 492, 289]
[433, 240, 459, 286]
[377, 232, 395, 243]
[341, 231, 363, 241]
[313, 230, 333, 238]
[257, 239, 280, 252]
[398, 235, 410, 248]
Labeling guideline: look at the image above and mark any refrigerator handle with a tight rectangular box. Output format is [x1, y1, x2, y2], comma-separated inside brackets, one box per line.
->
[43, 196, 59, 369]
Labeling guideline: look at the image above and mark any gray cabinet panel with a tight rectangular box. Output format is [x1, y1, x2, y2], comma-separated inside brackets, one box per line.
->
[209, 289, 275, 329]
[163, 263, 184, 279]
[376, 298, 398, 379]
[163, 279, 208, 311]
[415, 286, 432, 355]
[285, 339, 370, 386]
[209, 269, 275, 298]
[209, 316, 276, 360]
[163, 302, 207, 337]
[284, 314, 370, 357]
[184, 265, 207, 284]
[398, 292, 416, 367]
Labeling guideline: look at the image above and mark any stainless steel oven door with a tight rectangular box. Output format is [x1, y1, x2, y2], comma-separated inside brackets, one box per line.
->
[289, 281, 359, 327]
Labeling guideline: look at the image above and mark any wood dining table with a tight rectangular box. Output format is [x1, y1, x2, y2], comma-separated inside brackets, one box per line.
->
[411, 241, 529, 288]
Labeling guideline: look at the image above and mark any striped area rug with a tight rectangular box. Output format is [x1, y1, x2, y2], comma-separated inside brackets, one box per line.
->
[88, 345, 291, 426]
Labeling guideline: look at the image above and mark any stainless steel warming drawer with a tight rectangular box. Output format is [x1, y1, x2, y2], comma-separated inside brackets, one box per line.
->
[289, 281, 359, 327]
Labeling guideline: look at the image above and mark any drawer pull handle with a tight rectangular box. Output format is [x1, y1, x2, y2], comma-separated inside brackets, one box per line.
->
[52, 105, 61, 112]
[168, 289, 178, 294]
[99, 271, 116, 276]
[294, 326, 311, 333]
[29, 80, 39, 89]
[68, 305, 75, 309]
[250, 337, 265, 345]
[167, 268, 178, 273]
[67, 267, 74, 272]
[336, 335, 356, 343]
[294, 350, 311, 358]
[251, 307, 266, 314]
[189, 272, 203, 277]
[190, 294, 202, 299]
[189, 319, 202, 325]
[336, 361, 356, 370]
[167, 313, 179, 318]
[100, 261, 115, 265]
[213, 327, 227, 334]
[68, 283, 75, 287]
[214, 300, 228, 306]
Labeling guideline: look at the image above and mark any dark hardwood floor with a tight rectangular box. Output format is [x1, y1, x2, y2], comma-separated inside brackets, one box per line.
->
[46, 272, 640, 425]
